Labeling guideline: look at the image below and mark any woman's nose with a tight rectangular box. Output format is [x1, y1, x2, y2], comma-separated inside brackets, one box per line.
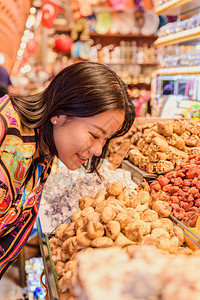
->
[88, 140, 104, 157]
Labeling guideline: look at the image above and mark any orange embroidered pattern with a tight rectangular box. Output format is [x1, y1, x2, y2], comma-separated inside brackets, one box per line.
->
[0, 95, 52, 277]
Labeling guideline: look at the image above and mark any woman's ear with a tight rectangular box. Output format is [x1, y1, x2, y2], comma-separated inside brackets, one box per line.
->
[51, 115, 67, 126]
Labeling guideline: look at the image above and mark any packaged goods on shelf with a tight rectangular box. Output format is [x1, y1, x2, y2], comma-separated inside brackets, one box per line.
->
[153, 0, 200, 118]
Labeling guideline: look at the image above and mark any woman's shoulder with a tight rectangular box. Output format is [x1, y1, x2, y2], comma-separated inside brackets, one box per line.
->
[0, 95, 36, 155]
[0, 94, 20, 127]
[0, 94, 35, 136]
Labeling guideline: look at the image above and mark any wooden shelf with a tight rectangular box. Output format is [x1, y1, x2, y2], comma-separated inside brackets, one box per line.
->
[155, 0, 199, 15]
[93, 61, 158, 66]
[155, 0, 193, 15]
[156, 66, 200, 75]
[155, 26, 200, 47]
[53, 30, 158, 40]
[90, 32, 158, 39]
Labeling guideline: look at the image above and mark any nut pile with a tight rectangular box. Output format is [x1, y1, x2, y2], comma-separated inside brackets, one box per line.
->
[150, 155, 200, 227]
[49, 182, 196, 298]
[107, 119, 200, 173]
[129, 119, 200, 174]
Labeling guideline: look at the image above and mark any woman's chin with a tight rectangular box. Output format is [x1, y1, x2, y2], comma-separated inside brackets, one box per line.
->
[67, 165, 80, 171]
[61, 160, 81, 171]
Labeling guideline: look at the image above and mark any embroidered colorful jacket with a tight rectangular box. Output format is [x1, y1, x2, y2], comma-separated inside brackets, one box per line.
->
[0, 95, 52, 277]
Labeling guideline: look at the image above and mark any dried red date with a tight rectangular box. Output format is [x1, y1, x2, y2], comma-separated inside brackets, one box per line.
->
[162, 184, 172, 192]
[195, 199, 200, 207]
[183, 179, 191, 186]
[165, 171, 175, 180]
[170, 186, 179, 194]
[180, 201, 193, 211]
[187, 194, 194, 202]
[196, 180, 200, 190]
[170, 196, 179, 203]
[171, 203, 181, 211]
[149, 155, 200, 225]
[176, 171, 185, 178]
[186, 167, 200, 179]
[157, 175, 170, 187]
[182, 186, 190, 192]
[173, 177, 183, 186]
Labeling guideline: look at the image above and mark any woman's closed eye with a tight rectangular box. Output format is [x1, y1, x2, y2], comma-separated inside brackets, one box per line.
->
[90, 132, 100, 140]
[90, 132, 109, 143]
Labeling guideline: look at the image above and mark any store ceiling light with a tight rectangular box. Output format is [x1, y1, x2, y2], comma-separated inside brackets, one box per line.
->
[20, 42, 26, 49]
[21, 36, 28, 43]
[21, 64, 31, 73]
[17, 49, 24, 56]
[30, 7, 36, 14]
[26, 15, 35, 28]
[24, 29, 31, 36]
[0, 54, 5, 65]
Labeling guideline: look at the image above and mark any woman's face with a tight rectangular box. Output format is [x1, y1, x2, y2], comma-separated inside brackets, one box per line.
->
[51, 110, 124, 170]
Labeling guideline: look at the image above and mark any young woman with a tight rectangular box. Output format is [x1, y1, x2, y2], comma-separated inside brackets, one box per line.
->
[0, 61, 135, 277]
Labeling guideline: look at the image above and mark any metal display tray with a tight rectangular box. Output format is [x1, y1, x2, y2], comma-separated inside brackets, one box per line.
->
[37, 218, 59, 300]
[121, 160, 157, 185]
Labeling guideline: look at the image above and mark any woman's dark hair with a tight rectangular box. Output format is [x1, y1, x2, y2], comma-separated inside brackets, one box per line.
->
[0, 82, 8, 97]
[10, 62, 135, 172]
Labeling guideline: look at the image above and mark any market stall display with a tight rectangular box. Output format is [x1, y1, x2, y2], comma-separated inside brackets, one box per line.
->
[107, 118, 200, 174]
[39, 162, 137, 232]
[150, 155, 200, 227]
[46, 177, 200, 298]
[45, 177, 199, 299]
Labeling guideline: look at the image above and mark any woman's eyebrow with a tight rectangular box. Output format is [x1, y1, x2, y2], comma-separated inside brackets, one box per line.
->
[91, 124, 107, 135]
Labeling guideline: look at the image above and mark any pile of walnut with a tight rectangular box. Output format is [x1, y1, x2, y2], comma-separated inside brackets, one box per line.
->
[49, 182, 197, 297]
[129, 119, 200, 174]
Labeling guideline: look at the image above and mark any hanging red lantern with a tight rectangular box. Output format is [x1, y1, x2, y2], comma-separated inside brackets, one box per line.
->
[54, 35, 74, 53]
